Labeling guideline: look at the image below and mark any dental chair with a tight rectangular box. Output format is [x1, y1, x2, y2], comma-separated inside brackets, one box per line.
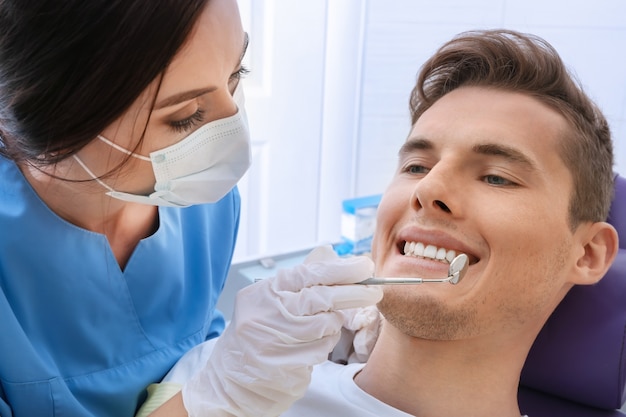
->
[519, 174, 626, 417]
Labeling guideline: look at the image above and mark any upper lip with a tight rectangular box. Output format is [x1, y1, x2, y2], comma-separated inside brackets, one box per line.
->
[397, 228, 480, 265]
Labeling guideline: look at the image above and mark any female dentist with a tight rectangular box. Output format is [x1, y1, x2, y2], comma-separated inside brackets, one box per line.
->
[0, 0, 382, 416]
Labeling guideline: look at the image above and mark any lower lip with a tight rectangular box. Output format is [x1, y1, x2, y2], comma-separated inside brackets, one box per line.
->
[392, 253, 451, 275]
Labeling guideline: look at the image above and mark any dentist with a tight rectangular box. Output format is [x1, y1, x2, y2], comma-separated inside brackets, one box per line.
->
[0, 0, 382, 416]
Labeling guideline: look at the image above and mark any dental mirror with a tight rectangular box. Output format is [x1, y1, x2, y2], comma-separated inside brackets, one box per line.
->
[357, 253, 469, 285]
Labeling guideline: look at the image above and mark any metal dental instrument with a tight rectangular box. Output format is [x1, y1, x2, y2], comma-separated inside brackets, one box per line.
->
[357, 253, 469, 285]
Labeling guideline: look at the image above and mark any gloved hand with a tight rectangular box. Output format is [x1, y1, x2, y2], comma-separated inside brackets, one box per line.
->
[329, 305, 383, 365]
[347, 305, 383, 363]
[182, 245, 383, 417]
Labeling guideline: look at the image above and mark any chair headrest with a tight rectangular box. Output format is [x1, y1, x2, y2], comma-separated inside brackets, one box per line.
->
[520, 174, 626, 410]
[519, 386, 626, 417]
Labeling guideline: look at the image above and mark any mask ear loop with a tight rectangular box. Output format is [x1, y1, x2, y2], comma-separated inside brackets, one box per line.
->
[97, 135, 151, 162]
[72, 154, 116, 193]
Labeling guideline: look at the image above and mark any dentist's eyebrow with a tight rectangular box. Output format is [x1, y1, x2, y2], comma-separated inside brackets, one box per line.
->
[154, 32, 249, 110]
[154, 87, 217, 110]
[473, 143, 536, 170]
[240, 32, 249, 62]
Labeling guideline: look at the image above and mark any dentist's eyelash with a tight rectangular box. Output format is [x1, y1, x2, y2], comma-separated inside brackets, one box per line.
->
[169, 67, 249, 134]
[169, 108, 205, 133]
[231, 65, 250, 81]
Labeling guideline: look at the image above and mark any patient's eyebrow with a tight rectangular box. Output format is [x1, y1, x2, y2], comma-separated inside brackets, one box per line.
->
[399, 137, 433, 157]
[472, 143, 536, 170]
[399, 138, 536, 170]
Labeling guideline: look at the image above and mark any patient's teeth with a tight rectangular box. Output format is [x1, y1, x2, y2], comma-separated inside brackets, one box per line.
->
[415, 242, 425, 256]
[403, 241, 463, 264]
[424, 245, 437, 259]
[408, 241, 416, 254]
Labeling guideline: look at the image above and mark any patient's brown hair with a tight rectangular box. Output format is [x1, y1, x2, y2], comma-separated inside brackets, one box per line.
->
[409, 29, 614, 228]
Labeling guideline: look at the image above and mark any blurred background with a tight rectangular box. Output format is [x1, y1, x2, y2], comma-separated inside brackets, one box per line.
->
[232, 0, 626, 262]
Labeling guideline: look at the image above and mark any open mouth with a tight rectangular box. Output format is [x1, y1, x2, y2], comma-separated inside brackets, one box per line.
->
[400, 240, 479, 265]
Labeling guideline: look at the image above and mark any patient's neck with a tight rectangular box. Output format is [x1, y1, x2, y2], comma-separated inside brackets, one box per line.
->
[354, 322, 530, 417]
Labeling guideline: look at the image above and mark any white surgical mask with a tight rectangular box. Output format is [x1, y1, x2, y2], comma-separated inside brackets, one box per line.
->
[73, 83, 251, 207]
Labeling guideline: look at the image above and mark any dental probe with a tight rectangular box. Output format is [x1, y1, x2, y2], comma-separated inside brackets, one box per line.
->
[357, 253, 469, 285]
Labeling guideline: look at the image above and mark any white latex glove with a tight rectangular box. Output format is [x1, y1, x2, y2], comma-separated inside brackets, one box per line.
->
[329, 305, 383, 365]
[182, 245, 383, 417]
[347, 305, 383, 363]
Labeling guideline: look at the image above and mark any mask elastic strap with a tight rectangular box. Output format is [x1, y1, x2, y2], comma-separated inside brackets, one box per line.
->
[97, 135, 151, 162]
[72, 154, 116, 193]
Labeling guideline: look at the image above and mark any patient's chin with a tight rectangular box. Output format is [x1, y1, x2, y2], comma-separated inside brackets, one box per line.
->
[378, 291, 479, 340]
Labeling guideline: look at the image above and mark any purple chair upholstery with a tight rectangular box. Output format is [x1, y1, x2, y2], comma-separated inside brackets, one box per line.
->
[519, 174, 626, 417]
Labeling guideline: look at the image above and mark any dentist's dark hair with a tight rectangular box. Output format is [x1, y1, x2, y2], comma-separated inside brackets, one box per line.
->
[409, 29, 614, 228]
[0, 0, 209, 164]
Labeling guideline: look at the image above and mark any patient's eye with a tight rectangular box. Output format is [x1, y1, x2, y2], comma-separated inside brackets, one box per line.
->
[484, 174, 516, 186]
[406, 164, 430, 175]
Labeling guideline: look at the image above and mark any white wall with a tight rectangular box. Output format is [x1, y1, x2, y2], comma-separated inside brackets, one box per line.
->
[234, 0, 626, 262]
[356, 0, 626, 198]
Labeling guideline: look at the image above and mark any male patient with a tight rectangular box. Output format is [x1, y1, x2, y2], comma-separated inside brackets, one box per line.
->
[280, 29, 619, 416]
[141, 29, 618, 417]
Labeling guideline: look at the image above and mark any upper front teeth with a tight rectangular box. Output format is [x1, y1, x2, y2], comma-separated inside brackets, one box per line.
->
[403, 241, 457, 263]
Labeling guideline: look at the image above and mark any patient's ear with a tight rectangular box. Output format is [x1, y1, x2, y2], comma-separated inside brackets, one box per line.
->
[571, 221, 619, 285]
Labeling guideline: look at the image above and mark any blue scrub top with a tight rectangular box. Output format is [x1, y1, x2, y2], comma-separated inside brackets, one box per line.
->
[0, 156, 240, 416]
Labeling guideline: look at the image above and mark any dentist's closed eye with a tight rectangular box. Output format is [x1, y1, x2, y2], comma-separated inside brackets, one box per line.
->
[169, 108, 206, 133]
[169, 66, 250, 134]
[228, 65, 250, 92]
[230, 65, 250, 81]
